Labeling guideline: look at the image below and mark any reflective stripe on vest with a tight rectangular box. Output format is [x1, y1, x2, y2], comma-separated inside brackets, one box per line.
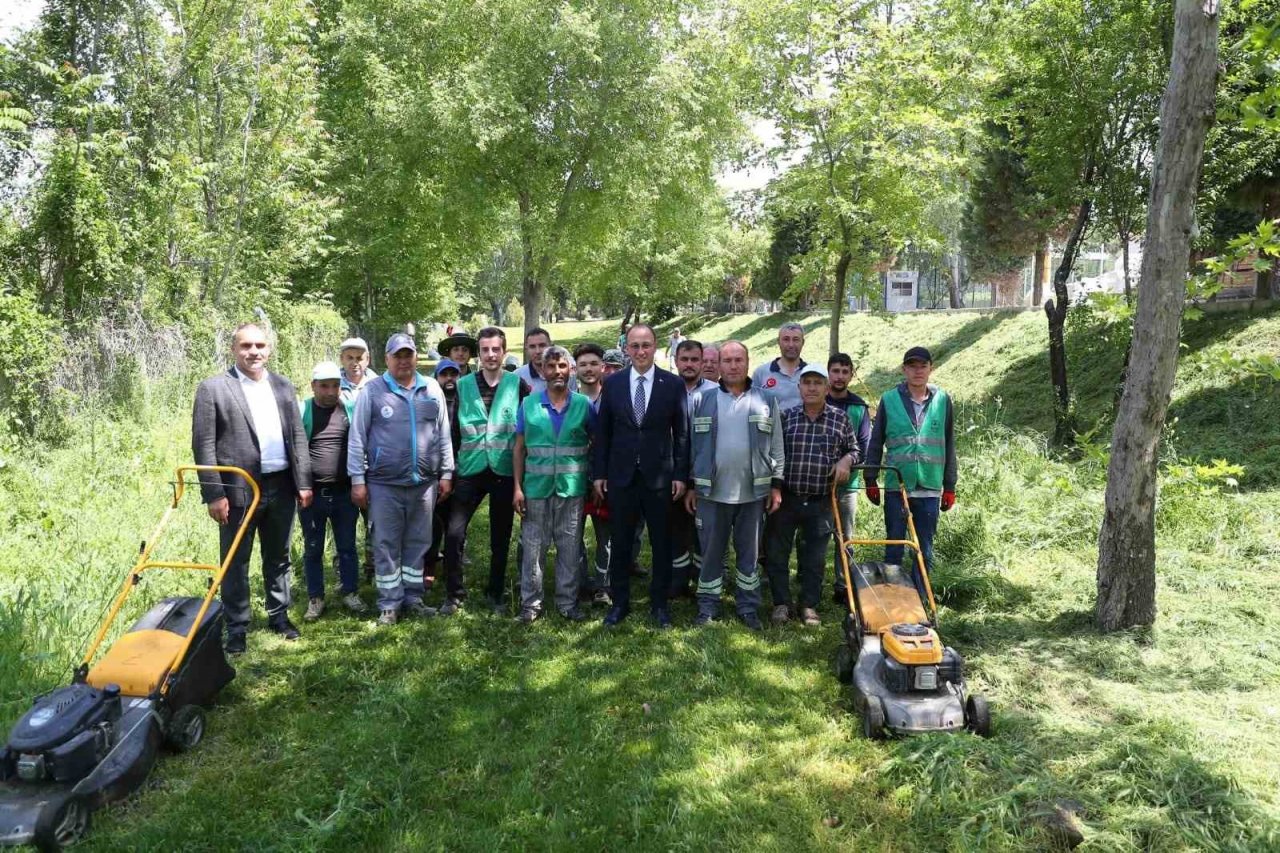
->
[882, 388, 947, 491]
[521, 393, 591, 499]
[457, 372, 520, 477]
[841, 403, 866, 491]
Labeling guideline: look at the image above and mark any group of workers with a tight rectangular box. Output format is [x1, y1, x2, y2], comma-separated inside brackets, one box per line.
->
[191, 319, 956, 651]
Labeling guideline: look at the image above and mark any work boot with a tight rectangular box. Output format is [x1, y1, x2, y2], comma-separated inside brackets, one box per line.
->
[592, 589, 613, 607]
[439, 598, 462, 616]
[560, 606, 588, 622]
[406, 600, 438, 618]
[377, 609, 398, 627]
[739, 611, 764, 632]
[225, 632, 247, 654]
[269, 618, 301, 640]
[771, 604, 791, 625]
[518, 608, 540, 625]
[693, 610, 716, 628]
[801, 608, 821, 627]
[342, 593, 367, 614]
[304, 597, 325, 622]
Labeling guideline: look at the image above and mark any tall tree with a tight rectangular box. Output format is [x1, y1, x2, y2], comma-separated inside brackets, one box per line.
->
[1095, 0, 1220, 632]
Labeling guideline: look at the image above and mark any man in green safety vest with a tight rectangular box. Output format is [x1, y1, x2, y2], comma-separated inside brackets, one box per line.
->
[441, 326, 531, 615]
[825, 352, 872, 605]
[512, 346, 596, 624]
[865, 346, 957, 600]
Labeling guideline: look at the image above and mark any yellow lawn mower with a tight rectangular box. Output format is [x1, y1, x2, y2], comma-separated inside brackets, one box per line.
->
[0, 466, 256, 849]
[831, 466, 991, 739]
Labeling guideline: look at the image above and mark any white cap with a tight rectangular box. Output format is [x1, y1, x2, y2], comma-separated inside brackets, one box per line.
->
[339, 337, 369, 353]
[798, 364, 828, 380]
[312, 361, 343, 381]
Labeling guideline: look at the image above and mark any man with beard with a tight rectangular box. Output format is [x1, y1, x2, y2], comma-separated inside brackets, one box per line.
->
[669, 339, 718, 597]
[574, 343, 612, 606]
[423, 358, 463, 584]
[825, 352, 872, 605]
[512, 346, 595, 623]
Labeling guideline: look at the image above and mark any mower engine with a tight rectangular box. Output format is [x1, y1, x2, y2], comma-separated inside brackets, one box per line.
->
[880, 623, 964, 694]
[1, 683, 121, 785]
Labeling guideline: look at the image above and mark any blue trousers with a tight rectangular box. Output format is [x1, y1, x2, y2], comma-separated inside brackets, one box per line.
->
[883, 492, 940, 601]
[300, 485, 360, 598]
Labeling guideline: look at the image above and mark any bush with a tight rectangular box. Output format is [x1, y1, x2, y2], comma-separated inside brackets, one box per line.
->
[0, 292, 66, 442]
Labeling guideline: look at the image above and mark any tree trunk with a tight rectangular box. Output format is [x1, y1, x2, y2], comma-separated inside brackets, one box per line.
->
[1032, 244, 1049, 307]
[1257, 266, 1274, 301]
[948, 253, 964, 308]
[1121, 236, 1133, 305]
[830, 249, 852, 354]
[1096, 0, 1219, 632]
[517, 191, 543, 335]
[1045, 188, 1094, 446]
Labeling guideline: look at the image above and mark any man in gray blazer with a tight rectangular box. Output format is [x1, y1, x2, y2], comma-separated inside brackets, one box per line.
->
[192, 323, 313, 653]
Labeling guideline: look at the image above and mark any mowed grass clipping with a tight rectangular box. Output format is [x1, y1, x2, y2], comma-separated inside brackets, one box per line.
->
[0, 306, 1278, 851]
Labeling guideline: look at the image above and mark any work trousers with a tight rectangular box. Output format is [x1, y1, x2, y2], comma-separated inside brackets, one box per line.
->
[669, 501, 700, 596]
[608, 481, 673, 612]
[764, 490, 834, 609]
[883, 492, 940, 601]
[578, 512, 611, 593]
[695, 498, 765, 616]
[219, 470, 296, 635]
[832, 490, 858, 596]
[444, 469, 516, 602]
[368, 481, 436, 611]
[520, 495, 584, 614]
[299, 484, 360, 598]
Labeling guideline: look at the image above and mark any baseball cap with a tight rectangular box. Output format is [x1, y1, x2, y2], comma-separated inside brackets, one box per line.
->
[434, 358, 461, 377]
[311, 361, 342, 381]
[503, 354, 520, 372]
[339, 337, 368, 353]
[603, 348, 626, 366]
[903, 346, 933, 364]
[798, 364, 828, 380]
[385, 333, 417, 355]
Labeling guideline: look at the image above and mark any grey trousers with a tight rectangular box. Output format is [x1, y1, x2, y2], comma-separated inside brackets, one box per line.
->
[521, 495, 584, 614]
[695, 498, 765, 616]
[368, 481, 436, 611]
[834, 489, 857, 591]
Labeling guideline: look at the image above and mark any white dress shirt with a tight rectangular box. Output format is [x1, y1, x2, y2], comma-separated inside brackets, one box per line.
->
[630, 364, 656, 414]
[235, 368, 288, 473]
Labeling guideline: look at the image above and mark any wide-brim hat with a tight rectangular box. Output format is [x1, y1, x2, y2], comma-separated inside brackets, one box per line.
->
[439, 329, 478, 356]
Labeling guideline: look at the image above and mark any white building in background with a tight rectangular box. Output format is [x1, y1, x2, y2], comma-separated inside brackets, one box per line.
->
[1065, 241, 1144, 303]
[885, 270, 919, 313]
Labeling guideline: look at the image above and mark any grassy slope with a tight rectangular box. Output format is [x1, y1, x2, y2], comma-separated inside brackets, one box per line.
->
[1, 306, 1278, 851]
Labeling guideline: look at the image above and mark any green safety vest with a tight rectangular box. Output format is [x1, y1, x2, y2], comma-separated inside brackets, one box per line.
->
[841, 402, 867, 491]
[457, 372, 521, 476]
[882, 387, 948, 491]
[301, 397, 355, 439]
[521, 393, 591, 499]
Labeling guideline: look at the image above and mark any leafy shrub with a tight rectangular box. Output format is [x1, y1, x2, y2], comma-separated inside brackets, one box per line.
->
[0, 292, 67, 442]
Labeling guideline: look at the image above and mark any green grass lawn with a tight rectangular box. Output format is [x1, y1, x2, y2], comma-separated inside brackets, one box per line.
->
[2, 306, 1279, 850]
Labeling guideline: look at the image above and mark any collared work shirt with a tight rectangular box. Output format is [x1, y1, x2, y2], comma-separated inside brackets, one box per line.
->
[780, 403, 856, 498]
[234, 367, 287, 473]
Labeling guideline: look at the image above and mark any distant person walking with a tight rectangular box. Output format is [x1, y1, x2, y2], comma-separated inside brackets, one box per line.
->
[192, 323, 312, 653]
[865, 347, 957, 600]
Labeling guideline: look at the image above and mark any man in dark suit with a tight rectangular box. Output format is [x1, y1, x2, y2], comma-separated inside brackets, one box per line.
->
[592, 324, 689, 628]
[192, 323, 313, 653]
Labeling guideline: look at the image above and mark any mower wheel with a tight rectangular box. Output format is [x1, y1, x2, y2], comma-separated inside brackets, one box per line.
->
[861, 700, 886, 740]
[833, 643, 855, 684]
[166, 705, 206, 752]
[965, 694, 992, 737]
[35, 794, 90, 850]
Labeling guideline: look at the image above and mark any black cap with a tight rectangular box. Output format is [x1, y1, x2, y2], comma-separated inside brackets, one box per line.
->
[903, 346, 932, 364]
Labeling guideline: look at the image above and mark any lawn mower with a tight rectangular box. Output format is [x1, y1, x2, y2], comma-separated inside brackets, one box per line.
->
[0, 465, 255, 849]
[831, 465, 991, 739]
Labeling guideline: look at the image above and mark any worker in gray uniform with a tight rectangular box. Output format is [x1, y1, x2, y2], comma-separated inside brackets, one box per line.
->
[683, 340, 784, 631]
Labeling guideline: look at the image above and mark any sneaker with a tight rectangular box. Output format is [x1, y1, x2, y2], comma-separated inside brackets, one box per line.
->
[342, 593, 367, 614]
[771, 604, 791, 625]
[406, 600, 438, 618]
[518, 608, 540, 625]
[592, 589, 613, 607]
[739, 611, 764, 632]
[801, 608, 821, 627]
[439, 598, 462, 616]
[303, 597, 325, 622]
[559, 606, 588, 622]
[377, 609, 398, 627]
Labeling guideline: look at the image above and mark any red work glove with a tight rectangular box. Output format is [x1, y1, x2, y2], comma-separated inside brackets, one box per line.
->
[866, 485, 881, 506]
[941, 491, 955, 512]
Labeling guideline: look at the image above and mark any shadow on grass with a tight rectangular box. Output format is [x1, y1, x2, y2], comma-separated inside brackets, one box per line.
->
[1167, 380, 1280, 491]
